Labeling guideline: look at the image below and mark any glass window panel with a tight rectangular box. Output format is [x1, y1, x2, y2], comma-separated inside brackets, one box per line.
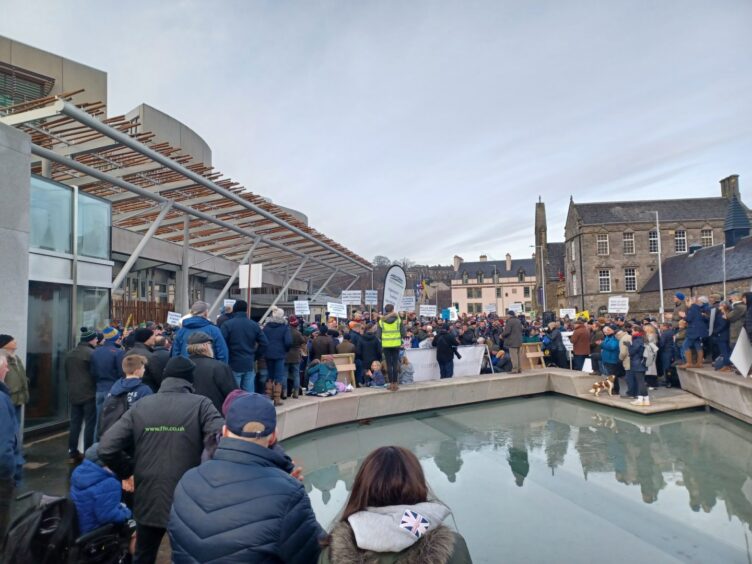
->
[625, 268, 636, 292]
[30, 176, 72, 254]
[76, 286, 110, 332]
[649, 231, 658, 253]
[596, 234, 609, 255]
[701, 229, 713, 247]
[623, 232, 635, 255]
[598, 270, 611, 293]
[77, 193, 111, 259]
[675, 230, 687, 253]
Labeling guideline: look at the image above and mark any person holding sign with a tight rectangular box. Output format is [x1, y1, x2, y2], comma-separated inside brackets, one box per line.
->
[377, 304, 405, 391]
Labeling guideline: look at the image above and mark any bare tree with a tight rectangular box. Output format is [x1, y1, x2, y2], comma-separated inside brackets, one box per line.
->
[393, 257, 415, 269]
[373, 255, 391, 267]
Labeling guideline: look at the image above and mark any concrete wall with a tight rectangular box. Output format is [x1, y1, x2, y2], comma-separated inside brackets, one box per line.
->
[678, 368, 752, 425]
[0, 123, 30, 360]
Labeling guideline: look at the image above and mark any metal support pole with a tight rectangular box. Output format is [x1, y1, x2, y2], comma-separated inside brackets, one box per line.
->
[311, 269, 339, 302]
[112, 202, 173, 290]
[208, 237, 262, 318]
[180, 215, 190, 313]
[343, 274, 359, 292]
[655, 212, 665, 323]
[259, 258, 309, 324]
[722, 243, 727, 299]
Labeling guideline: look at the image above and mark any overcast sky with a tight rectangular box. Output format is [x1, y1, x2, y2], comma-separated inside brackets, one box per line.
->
[3, 1, 751, 265]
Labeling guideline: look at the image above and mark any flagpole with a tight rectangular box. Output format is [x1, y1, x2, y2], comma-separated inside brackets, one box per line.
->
[655, 211, 665, 323]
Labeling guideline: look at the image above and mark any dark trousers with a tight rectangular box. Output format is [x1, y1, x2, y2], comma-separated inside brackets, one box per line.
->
[134, 523, 166, 564]
[625, 370, 637, 397]
[718, 338, 732, 366]
[634, 371, 648, 396]
[439, 359, 454, 378]
[0, 479, 13, 551]
[572, 355, 587, 371]
[69, 400, 96, 455]
[590, 353, 601, 374]
[383, 348, 401, 384]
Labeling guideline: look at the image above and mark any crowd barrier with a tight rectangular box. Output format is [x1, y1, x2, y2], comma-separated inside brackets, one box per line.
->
[404, 344, 487, 381]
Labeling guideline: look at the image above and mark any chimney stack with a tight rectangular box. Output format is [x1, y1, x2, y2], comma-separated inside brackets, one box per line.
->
[453, 255, 463, 272]
[505, 253, 512, 271]
[720, 175, 740, 200]
[479, 254, 487, 262]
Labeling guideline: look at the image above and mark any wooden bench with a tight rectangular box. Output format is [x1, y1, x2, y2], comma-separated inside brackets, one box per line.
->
[522, 342, 546, 370]
[332, 353, 356, 386]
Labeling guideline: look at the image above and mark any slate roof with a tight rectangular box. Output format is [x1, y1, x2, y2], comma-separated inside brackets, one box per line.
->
[640, 236, 752, 292]
[453, 258, 536, 280]
[573, 197, 733, 225]
[545, 242, 565, 280]
[725, 195, 751, 231]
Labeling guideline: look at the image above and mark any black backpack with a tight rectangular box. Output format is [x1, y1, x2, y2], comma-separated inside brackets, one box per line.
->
[2, 491, 77, 564]
[98, 394, 129, 437]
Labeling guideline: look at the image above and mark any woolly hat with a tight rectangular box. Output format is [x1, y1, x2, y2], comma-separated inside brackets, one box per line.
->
[289, 315, 299, 327]
[163, 356, 196, 384]
[84, 444, 104, 467]
[102, 327, 120, 342]
[675, 292, 685, 300]
[190, 300, 209, 315]
[80, 327, 97, 342]
[133, 328, 154, 343]
[232, 299, 248, 313]
[0, 334, 13, 349]
[271, 307, 285, 320]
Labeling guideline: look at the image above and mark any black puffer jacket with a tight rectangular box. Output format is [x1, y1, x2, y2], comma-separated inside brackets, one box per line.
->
[189, 354, 238, 413]
[169, 437, 325, 563]
[64, 342, 96, 405]
[433, 330, 459, 363]
[98, 377, 223, 528]
[355, 332, 382, 367]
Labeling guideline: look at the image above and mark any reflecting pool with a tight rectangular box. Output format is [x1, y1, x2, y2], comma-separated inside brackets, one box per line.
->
[283, 396, 752, 563]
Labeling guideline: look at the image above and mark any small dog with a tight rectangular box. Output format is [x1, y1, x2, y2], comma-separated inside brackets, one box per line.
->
[589, 375, 615, 397]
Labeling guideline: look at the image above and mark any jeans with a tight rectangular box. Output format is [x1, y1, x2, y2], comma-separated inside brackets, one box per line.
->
[266, 358, 286, 385]
[590, 353, 601, 374]
[255, 369, 269, 394]
[95, 391, 109, 439]
[232, 370, 256, 392]
[439, 359, 454, 378]
[69, 400, 96, 455]
[633, 371, 648, 396]
[718, 338, 732, 366]
[572, 355, 587, 371]
[625, 370, 637, 397]
[681, 336, 703, 358]
[355, 359, 364, 386]
[383, 348, 401, 384]
[134, 523, 166, 564]
[286, 362, 300, 392]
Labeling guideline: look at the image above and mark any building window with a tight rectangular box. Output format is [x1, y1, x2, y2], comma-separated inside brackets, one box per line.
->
[467, 303, 483, 314]
[596, 234, 609, 255]
[517, 271, 525, 282]
[675, 230, 687, 253]
[494, 273, 499, 285]
[624, 268, 636, 292]
[462, 272, 468, 284]
[512, 288, 517, 294]
[524, 286, 530, 298]
[466, 288, 481, 299]
[701, 229, 713, 247]
[30, 176, 73, 254]
[478, 272, 484, 284]
[623, 232, 635, 255]
[572, 273, 578, 296]
[571, 240, 576, 262]
[648, 231, 658, 253]
[496, 287, 501, 298]
[598, 270, 611, 293]
[78, 192, 111, 260]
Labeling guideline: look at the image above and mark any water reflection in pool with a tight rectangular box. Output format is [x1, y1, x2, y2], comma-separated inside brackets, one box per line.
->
[283, 396, 752, 563]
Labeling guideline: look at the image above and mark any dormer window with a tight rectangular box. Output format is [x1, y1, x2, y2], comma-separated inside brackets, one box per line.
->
[517, 270, 525, 282]
[462, 272, 469, 284]
[478, 272, 484, 284]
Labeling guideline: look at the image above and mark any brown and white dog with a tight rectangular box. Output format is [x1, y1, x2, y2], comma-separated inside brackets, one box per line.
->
[589, 375, 615, 397]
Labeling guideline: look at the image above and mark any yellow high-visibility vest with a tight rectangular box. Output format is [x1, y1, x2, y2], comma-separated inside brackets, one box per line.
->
[379, 317, 402, 348]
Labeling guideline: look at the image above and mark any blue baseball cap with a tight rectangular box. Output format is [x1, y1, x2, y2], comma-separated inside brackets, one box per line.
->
[225, 393, 277, 438]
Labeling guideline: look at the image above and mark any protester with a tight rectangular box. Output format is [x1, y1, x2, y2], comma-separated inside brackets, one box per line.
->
[336, 332, 356, 355]
[589, 320, 604, 375]
[99, 354, 154, 437]
[570, 320, 590, 371]
[657, 323, 676, 385]
[99, 356, 224, 564]
[355, 324, 382, 385]
[172, 300, 229, 363]
[433, 326, 460, 379]
[493, 349, 513, 373]
[723, 290, 747, 356]
[501, 311, 523, 374]
[0, 351, 24, 547]
[311, 326, 337, 361]
[679, 296, 709, 368]
[187, 332, 238, 413]
[216, 305, 233, 327]
[169, 393, 325, 563]
[65, 327, 99, 461]
[378, 304, 405, 391]
[319, 446, 471, 563]
[617, 328, 633, 398]
[285, 317, 306, 399]
[399, 355, 415, 384]
[0, 335, 28, 438]
[220, 299, 267, 392]
[148, 335, 171, 390]
[599, 326, 620, 377]
[643, 324, 660, 388]
[91, 326, 123, 436]
[263, 308, 292, 406]
[672, 292, 687, 328]
[628, 327, 650, 406]
[120, 327, 156, 381]
[547, 322, 567, 368]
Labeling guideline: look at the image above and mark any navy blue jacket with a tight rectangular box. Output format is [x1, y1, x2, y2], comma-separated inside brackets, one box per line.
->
[70, 459, 131, 534]
[0, 381, 23, 484]
[220, 313, 268, 373]
[91, 342, 122, 393]
[109, 377, 153, 406]
[686, 304, 709, 341]
[263, 321, 292, 361]
[628, 336, 647, 372]
[172, 316, 229, 364]
[169, 437, 324, 564]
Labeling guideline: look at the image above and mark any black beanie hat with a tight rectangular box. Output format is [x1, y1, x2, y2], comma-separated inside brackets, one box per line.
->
[233, 299, 248, 313]
[163, 356, 196, 384]
[80, 327, 97, 342]
[133, 328, 155, 343]
[0, 334, 13, 349]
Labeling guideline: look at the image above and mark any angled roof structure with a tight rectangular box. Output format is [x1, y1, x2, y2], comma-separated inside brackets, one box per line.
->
[453, 258, 536, 280]
[571, 197, 733, 225]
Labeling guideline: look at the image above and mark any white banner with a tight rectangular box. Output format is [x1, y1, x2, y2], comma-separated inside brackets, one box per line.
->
[399, 295, 416, 312]
[166, 311, 182, 326]
[449, 307, 458, 321]
[341, 290, 363, 305]
[731, 327, 752, 377]
[365, 289, 378, 305]
[420, 304, 438, 317]
[508, 303, 523, 314]
[383, 265, 407, 310]
[405, 344, 486, 382]
[239, 264, 263, 289]
[608, 296, 630, 314]
[327, 302, 348, 319]
[561, 331, 573, 352]
[484, 303, 497, 314]
[223, 299, 236, 310]
[294, 300, 310, 316]
[559, 308, 577, 319]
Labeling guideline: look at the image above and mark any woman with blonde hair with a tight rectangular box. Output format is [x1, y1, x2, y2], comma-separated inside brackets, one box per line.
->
[319, 446, 472, 563]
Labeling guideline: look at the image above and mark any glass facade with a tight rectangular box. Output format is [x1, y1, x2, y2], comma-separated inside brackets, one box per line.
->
[78, 192, 111, 259]
[76, 287, 110, 332]
[30, 176, 73, 253]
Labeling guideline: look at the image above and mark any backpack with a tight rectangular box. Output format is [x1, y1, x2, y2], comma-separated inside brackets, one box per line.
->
[2, 491, 77, 564]
[98, 394, 129, 437]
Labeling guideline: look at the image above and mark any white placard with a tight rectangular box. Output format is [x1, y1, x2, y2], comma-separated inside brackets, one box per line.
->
[559, 308, 577, 319]
[508, 303, 523, 314]
[420, 304, 438, 317]
[341, 290, 363, 305]
[581, 358, 592, 373]
[449, 307, 458, 322]
[166, 311, 182, 326]
[608, 296, 630, 314]
[561, 331, 574, 352]
[223, 299, 236, 309]
[294, 300, 310, 316]
[399, 295, 416, 312]
[238, 264, 263, 289]
[484, 303, 497, 313]
[365, 289, 378, 305]
[730, 327, 752, 377]
[383, 265, 407, 309]
[405, 345, 486, 382]
[327, 302, 348, 319]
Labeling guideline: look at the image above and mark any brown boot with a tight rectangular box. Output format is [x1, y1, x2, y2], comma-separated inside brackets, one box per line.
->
[292, 388, 299, 399]
[677, 350, 694, 369]
[694, 350, 704, 368]
[265, 380, 273, 400]
[392, 382, 399, 392]
[273, 382, 283, 406]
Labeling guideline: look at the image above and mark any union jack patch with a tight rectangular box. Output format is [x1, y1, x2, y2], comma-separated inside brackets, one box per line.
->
[400, 509, 430, 539]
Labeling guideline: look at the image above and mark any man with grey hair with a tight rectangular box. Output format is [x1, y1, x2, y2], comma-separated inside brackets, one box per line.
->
[172, 300, 229, 363]
[187, 332, 237, 413]
[0, 350, 24, 547]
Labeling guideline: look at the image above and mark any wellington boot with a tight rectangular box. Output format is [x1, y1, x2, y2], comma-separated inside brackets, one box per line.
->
[264, 380, 273, 400]
[694, 350, 704, 368]
[677, 350, 694, 369]
[273, 383, 283, 406]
